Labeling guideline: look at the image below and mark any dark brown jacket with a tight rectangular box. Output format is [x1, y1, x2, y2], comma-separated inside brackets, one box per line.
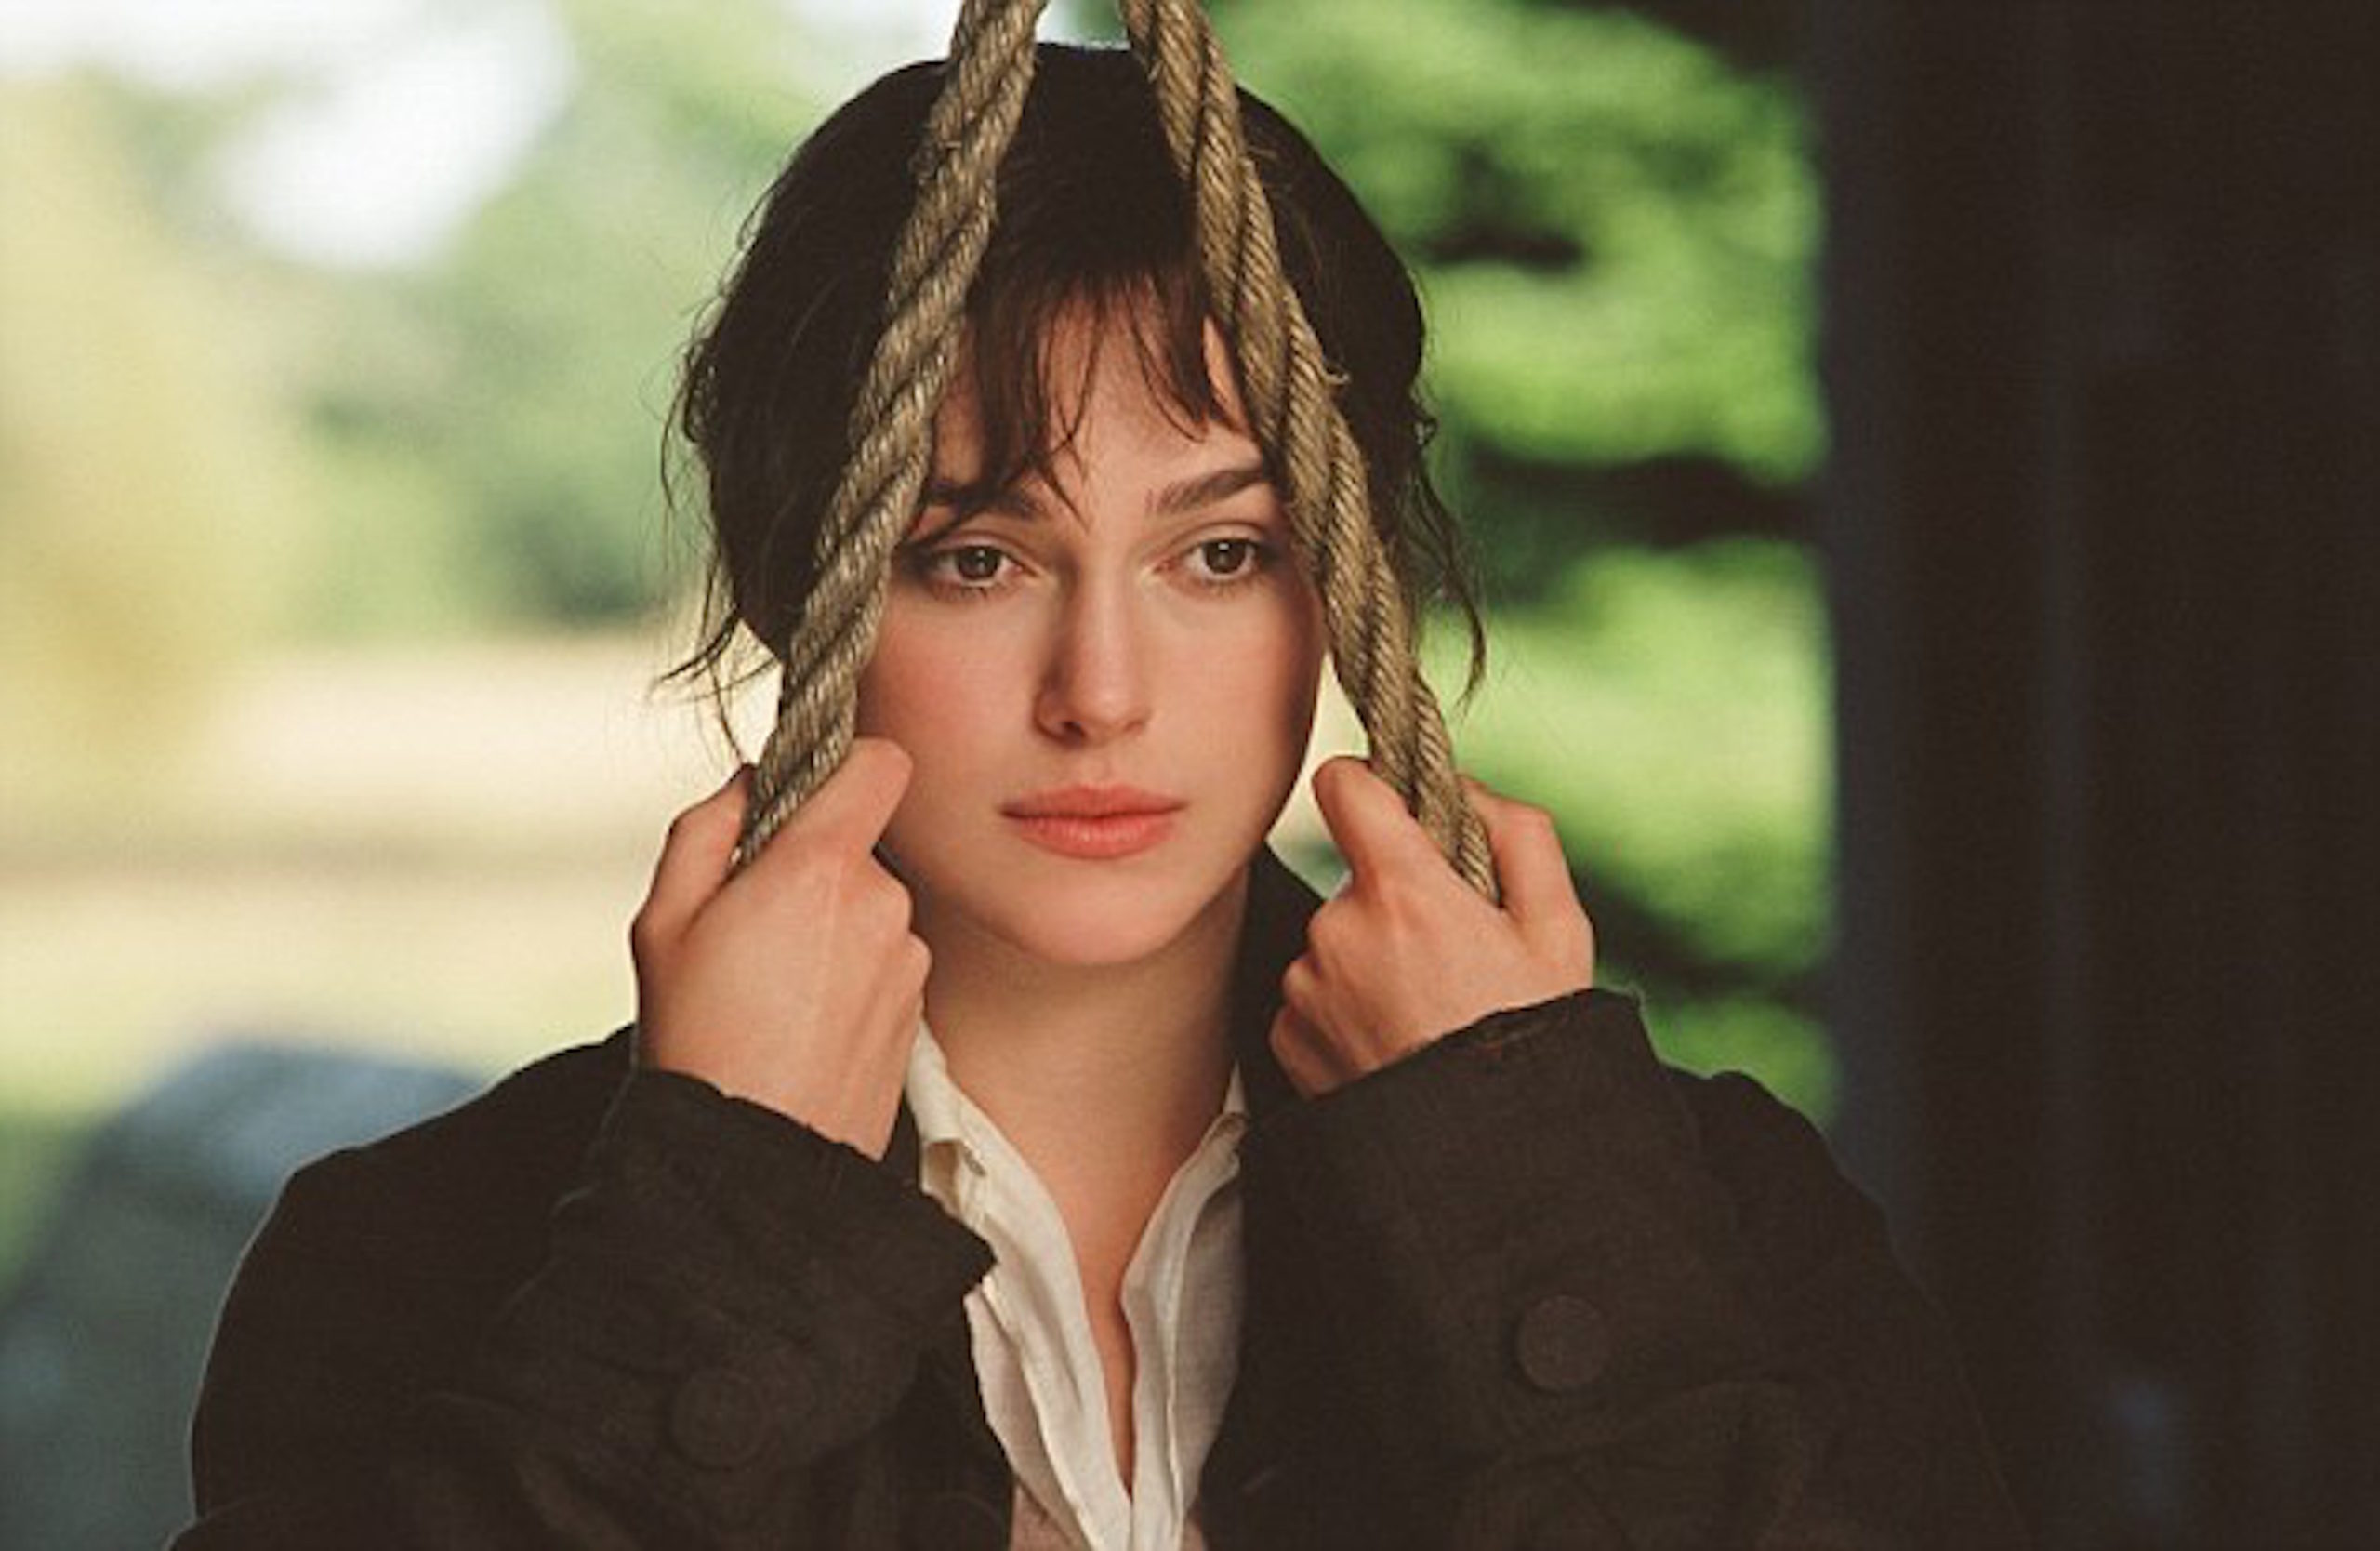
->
[178, 851, 2025, 1547]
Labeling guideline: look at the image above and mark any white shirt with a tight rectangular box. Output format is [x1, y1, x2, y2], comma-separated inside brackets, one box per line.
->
[906, 1024, 1248, 1551]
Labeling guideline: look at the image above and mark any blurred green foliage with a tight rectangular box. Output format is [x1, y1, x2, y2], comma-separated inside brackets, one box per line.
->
[1459, 541, 1829, 975]
[1198, 0, 1832, 1113]
[1210, 0, 1819, 483]
[298, 0, 826, 630]
[0, 0, 1831, 1117]
[0, 81, 315, 809]
[1440, 539, 1834, 1118]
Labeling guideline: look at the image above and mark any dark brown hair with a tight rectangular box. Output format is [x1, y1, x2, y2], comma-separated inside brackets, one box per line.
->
[670, 42, 1480, 708]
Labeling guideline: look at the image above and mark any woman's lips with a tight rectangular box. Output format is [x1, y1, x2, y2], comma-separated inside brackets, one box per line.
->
[1002, 787, 1184, 860]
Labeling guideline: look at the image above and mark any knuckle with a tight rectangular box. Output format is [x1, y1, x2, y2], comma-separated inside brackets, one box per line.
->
[1506, 802, 1558, 838]
[859, 866, 912, 926]
[843, 737, 911, 796]
[786, 829, 846, 886]
[1304, 908, 1353, 963]
[859, 736, 912, 776]
[1374, 879, 1432, 934]
[627, 903, 671, 960]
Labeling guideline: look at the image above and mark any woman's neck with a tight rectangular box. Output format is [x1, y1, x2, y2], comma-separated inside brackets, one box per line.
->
[916, 868, 1248, 1200]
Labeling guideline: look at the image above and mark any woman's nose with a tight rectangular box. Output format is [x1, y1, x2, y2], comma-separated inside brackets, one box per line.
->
[1035, 580, 1151, 744]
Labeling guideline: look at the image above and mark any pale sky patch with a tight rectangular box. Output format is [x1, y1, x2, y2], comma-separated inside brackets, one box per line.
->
[213, 3, 573, 268]
[0, 0, 998, 268]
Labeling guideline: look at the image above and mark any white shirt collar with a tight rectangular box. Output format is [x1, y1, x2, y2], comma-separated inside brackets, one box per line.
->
[906, 1020, 1248, 1180]
[901, 1020, 1248, 1550]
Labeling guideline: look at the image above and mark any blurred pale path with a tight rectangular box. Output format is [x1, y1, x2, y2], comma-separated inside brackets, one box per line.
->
[0, 637, 719, 1112]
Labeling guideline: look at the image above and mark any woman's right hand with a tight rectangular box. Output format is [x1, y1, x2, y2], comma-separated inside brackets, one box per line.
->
[628, 737, 928, 1158]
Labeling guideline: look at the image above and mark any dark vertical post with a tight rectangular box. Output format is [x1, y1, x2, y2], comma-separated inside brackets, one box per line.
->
[1814, 1, 2080, 1530]
[1813, 3, 2379, 1544]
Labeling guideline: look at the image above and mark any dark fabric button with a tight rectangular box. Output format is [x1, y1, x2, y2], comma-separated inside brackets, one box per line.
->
[1513, 1293, 1611, 1394]
[668, 1366, 769, 1469]
[904, 1489, 1007, 1551]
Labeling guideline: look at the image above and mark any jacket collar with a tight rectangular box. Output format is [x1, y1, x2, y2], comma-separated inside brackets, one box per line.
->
[1225, 843, 1326, 1119]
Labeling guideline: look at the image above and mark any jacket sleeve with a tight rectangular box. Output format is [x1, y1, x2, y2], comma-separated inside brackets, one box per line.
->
[177, 1067, 993, 1549]
[1236, 988, 2027, 1548]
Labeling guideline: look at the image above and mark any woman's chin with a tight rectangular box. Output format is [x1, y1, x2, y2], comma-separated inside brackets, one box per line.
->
[933, 862, 1245, 973]
[993, 894, 1208, 970]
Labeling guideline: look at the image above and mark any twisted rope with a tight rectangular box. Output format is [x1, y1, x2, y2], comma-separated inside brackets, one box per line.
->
[738, 0, 1494, 899]
[1116, 0, 1491, 894]
[735, 0, 1048, 866]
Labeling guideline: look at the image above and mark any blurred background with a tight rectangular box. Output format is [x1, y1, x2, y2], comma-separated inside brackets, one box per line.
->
[0, 0, 2373, 1546]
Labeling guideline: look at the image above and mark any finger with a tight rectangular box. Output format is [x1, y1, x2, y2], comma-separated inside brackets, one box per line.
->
[779, 737, 914, 854]
[1279, 952, 1323, 1022]
[1266, 1005, 1329, 1098]
[1463, 777, 1579, 927]
[640, 767, 749, 938]
[1311, 756, 1443, 884]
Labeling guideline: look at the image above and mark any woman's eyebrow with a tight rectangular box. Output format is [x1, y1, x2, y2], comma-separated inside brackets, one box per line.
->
[1152, 462, 1270, 517]
[919, 478, 1046, 519]
[917, 462, 1269, 524]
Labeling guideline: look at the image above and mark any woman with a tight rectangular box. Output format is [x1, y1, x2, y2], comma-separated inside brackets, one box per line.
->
[179, 45, 2023, 1549]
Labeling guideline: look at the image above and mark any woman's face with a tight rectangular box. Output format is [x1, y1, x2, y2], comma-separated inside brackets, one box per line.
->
[856, 311, 1326, 971]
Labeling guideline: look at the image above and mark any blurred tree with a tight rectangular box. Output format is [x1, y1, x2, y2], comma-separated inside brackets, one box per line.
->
[1440, 538, 1835, 1116]
[4, 1, 830, 643]
[1208, 0, 1820, 599]
[0, 79, 315, 815]
[1190, 0, 1834, 1112]
[304, 0, 823, 631]
[1614, 0, 1805, 74]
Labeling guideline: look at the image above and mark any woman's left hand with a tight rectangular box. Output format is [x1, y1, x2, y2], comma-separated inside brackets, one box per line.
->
[1270, 757, 1595, 1097]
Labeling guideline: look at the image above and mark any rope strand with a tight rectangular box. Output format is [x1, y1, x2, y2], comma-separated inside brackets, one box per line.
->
[736, 0, 1050, 866]
[1116, 0, 1492, 894]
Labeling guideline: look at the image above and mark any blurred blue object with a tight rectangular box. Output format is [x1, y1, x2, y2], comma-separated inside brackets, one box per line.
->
[0, 1040, 479, 1551]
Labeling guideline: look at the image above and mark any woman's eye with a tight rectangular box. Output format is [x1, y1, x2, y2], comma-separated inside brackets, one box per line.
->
[947, 545, 1006, 583]
[914, 543, 1012, 590]
[1187, 538, 1265, 582]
